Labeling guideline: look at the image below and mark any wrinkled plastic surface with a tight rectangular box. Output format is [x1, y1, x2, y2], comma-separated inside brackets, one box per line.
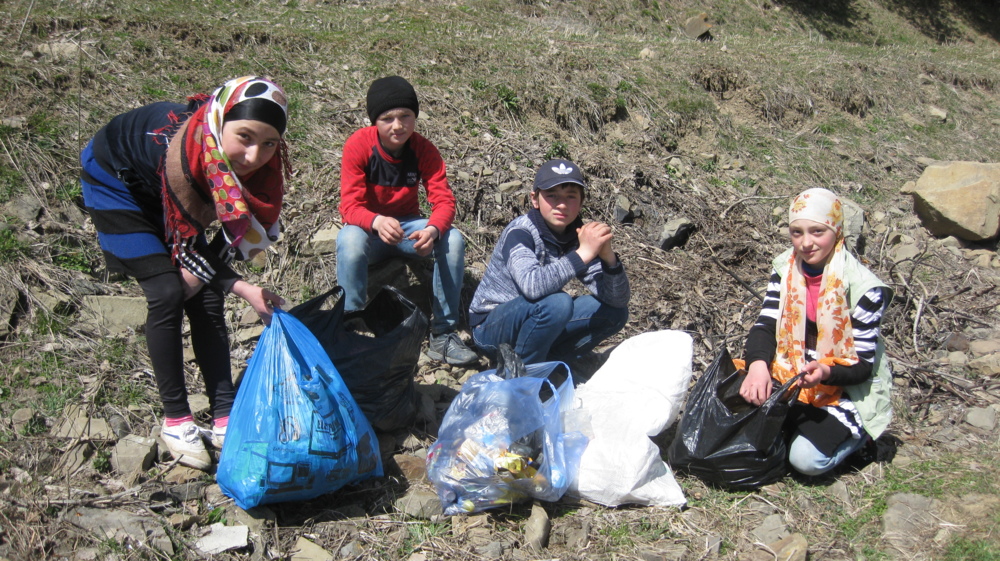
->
[217, 310, 383, 510]
[291, 286, 427, 431]
[667, 347, 801, 490]
[426, 361, 588, 515]
[565, 331, 692, 506]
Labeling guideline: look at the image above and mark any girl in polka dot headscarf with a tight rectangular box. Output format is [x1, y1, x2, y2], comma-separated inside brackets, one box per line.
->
[80, 77, 291, 470]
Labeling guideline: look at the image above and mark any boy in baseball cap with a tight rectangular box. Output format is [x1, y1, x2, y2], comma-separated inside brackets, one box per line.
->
[468, 158, 630, 365]
[337, 75, 477, 366]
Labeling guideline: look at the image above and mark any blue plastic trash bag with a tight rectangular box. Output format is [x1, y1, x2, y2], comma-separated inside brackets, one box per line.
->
[426, 361, 587, 515]
[217, 309, 382, 509]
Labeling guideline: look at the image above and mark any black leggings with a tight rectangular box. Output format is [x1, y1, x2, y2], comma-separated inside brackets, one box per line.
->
[139, 271, 235, 419]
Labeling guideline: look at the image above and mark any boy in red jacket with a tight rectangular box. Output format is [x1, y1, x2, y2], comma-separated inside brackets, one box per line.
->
[337, 76, 477, 366]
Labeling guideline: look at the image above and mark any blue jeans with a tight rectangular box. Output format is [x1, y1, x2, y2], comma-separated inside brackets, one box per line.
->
[472, 292, 628, 365]
[788, 433, 867, 476]
[336, 217, 465, 334]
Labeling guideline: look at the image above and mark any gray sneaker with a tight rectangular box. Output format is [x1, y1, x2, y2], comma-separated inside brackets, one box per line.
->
[428, 332, 479, 366]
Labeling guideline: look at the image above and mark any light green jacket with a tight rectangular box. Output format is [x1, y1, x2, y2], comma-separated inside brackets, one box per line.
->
[773, 248, 894, 439]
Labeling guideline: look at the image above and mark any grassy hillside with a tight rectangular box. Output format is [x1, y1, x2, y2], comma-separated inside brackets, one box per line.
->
[1, 0, 1000, 559]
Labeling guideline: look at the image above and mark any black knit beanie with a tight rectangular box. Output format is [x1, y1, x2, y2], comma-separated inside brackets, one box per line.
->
[366, 76, 420, 124]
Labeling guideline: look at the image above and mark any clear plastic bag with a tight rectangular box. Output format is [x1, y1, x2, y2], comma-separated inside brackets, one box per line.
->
[217, 310, 383, 509]
[426, 360, 587, 515]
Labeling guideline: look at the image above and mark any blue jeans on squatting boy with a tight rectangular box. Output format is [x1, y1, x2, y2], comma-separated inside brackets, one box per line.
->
[788, 433, 867, 476]
[472, 292, 628, 365]
[336, 216, 465, 335]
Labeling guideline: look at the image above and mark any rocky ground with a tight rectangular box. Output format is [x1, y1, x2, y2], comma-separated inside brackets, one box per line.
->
[2, 1, 1000, 560]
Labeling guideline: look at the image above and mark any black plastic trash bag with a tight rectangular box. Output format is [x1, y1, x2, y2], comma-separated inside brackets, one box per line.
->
[291, 285, 427, 432]
[667, 347, 803, 490]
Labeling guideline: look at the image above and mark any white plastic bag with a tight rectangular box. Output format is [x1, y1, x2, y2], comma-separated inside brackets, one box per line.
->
[564, 330, 693, 506]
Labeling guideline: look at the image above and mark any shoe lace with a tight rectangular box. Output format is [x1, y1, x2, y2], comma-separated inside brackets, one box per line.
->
[179, 423, 202, 444]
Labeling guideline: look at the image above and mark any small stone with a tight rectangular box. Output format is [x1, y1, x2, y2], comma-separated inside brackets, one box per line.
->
[966, 407, 997, 431]
[684, 13, 712, 39]
[291, 536, 334, 561]
[498, 180, 522, 193]
[393, 454, 428, 482]
[969, 339, 1000, 356]
[194, 523, 249, 555]
[524, 502, 550, 551]
[943, 333, 971, 352]
[11, 408, 37, 434]
[395, 489, 442, 519]
[752, 514, 789, 544]
[947, 351, 968, 367]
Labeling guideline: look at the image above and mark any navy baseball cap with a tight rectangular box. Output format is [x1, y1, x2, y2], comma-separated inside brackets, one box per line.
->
[533, 159, 587, 192]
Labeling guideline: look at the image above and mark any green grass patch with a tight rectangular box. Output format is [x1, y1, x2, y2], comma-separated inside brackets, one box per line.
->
[0, 229, 29, 263]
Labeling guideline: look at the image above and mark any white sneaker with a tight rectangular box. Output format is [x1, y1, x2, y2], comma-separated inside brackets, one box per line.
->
[161, 421, 212, 470]
[202, 424, 226, 449]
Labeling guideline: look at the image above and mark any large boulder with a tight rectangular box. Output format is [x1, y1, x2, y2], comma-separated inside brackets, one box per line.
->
[907, 161, 1000, 241]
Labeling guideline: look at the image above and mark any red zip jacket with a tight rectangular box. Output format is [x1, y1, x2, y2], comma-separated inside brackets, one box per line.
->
[338, 126, 456, 234]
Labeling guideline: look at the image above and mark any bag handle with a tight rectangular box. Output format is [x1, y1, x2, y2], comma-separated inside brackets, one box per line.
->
[762, 372, 806, 409]
[290, 286, 346, 317]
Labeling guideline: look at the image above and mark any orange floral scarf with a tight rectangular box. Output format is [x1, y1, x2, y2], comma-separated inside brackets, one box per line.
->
[773, 188, 857, 407]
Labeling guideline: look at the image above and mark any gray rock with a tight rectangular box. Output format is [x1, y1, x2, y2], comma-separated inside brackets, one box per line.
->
[891, 244, 921, 263]
[498, 180, 522, 193]
[339, 541, 363, 558]
[965, 407, 997, 431]
[79, 295, 148, 335]
[640, 545, 687, 561]
[230, 505, 276, 535]
[968, 353, 1000, 377]
[943, 332, 971, 352]
[947, 351, 968, 367]
[928, 105, 947, 121]
[841, 197, 865, 251]
[750, 533, 808, 561]
[828, 480, 852, 507]
[290, 537, 334, 561]
[615, 195, 634, 223]
[188, 394, 211, 417]
[703, 534, 722, 555]
[194, 523, 248, 555]
[883, 493, 941, 553]
[658, 217, 696, 251]
[303, 226, 339, 256]
[54, 407, 113, 441]
[11, 408, 37, 435]
[478, 541, 504, 559]
[65, 506, 173, 554]
[392, 454, 428, 482]
[684, 13, 712, 39]
[909, 161, 1000, 241]
[111, 434, 157, 475]
[523, 502, 550, 551]
[204, 483, 229, 507]
[751, 513, 789, 544]
[969, 339, 1000, 356]
[395, 488, 442, 519]
[52, 441, 93, 477]
[7, 193, 43, 223]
